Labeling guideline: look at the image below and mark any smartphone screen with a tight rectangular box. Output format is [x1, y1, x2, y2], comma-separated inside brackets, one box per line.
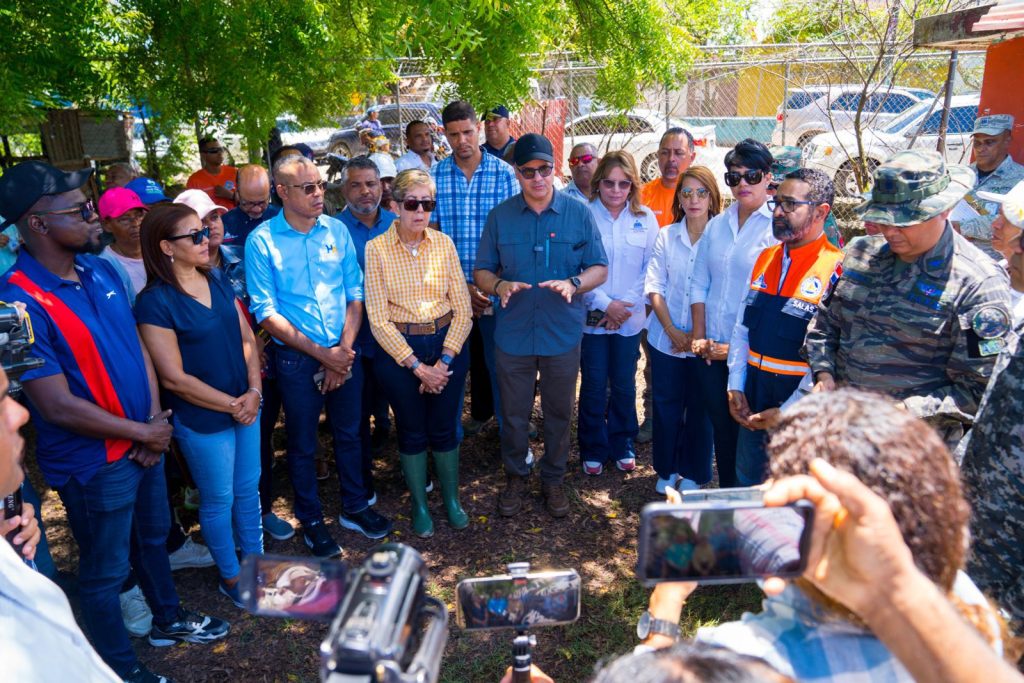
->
[636, 501, 813, 586]
[455, 570, 581, 631]
[239, 554, 348, 622]
[679, 486, 765, 504]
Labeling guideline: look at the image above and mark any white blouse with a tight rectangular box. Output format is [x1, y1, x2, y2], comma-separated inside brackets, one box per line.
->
[644, 220, 703, 358]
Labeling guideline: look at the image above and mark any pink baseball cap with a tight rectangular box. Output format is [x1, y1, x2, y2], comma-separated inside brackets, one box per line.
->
[173, 189, 228, 219]
[98, 187, 147, 220]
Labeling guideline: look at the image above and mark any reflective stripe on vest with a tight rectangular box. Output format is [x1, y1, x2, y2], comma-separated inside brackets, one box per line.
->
[747, 350, 809, 377]
[7, 270, 133, 463]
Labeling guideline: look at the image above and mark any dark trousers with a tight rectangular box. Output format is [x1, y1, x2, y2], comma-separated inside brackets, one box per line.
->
[275, 345, 368, 522]
[358, 351, 390, 494]
[577, 332, 642, 463]
[258, 375, 284, 514]
[375, 327, 470, 455]
[59, 456, 180, 677]
[468, 322, 494, 422]
[692, 359, 740, 488]
[649, 349, 714, 482]
[497, 345, 580, 485]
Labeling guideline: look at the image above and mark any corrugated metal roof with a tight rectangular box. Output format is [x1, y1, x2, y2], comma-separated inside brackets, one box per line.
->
[973, 0, 1024, 32]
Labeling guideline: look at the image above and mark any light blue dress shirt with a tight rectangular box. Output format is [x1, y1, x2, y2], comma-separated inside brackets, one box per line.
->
[245, 210, 363, 348]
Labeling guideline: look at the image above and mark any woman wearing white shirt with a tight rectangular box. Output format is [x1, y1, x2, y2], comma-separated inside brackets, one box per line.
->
[579, 152, 659, 475]
[645, 166, 720, 493]
[689, 140, 777, 488]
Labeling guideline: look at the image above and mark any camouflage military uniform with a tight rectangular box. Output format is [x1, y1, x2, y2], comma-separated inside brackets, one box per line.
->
[958, 115, 1024, 259]
[803, 150, 1013, 442]
[770, 145, 844, 248]
[958, 323, 1024, 630]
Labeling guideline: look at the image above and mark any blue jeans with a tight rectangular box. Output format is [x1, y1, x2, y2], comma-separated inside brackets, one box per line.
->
[736, 426, 770, 486]
[577, 332, 642, 463]
[693, 359, 740, 488]
[457, 312, 501, 440]
[58, 456, 180, 677]
[649, 349, 714, 482]
[173, 416, 264, 580]
[275, 344, 368, 522]
[375, 327, 470, 454]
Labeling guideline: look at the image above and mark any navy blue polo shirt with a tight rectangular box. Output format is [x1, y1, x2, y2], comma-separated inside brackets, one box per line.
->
[338, 206, 396, 357]
[475, 191, 607, 356]
[223, 204, 280, 250]
[0, 251, 150, 487]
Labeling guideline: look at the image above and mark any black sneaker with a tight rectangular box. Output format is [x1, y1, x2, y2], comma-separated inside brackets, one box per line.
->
[339, 507, 393, 539]
[302, 519, 342, 558]
[123, 663, 174, 683]
[148, 607, 230, 647]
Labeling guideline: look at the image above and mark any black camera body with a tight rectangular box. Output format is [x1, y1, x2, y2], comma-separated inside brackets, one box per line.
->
[0, 302, 43, 395]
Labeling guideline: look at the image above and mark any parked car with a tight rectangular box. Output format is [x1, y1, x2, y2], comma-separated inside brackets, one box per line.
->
[802, 93, 979, 196]
[274, 114, 338, 160]
[327, 103, 444, 158]
[562, 109, 717, 182]
[771, 85, 934, 150]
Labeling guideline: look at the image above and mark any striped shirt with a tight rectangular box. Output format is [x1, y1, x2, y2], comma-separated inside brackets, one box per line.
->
[430, 152, 519, 281]
[364, 224, 473, 363]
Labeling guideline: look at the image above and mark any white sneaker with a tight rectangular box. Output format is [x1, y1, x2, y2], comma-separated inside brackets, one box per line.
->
[119, 585, 153, 637]
[525, 448, 535, 468]
[676, 477, 700, 492]
[168, 537, 216, 571]
[655, 474, 679, 494]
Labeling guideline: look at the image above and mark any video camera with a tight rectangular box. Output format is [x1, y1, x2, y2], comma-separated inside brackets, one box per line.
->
[240, 543, 448, 683]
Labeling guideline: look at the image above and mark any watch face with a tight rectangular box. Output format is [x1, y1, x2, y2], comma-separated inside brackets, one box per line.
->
[636, 610, 650, 639]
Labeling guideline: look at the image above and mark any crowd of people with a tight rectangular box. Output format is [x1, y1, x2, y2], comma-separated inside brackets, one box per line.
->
[0, 96, 1022, 683]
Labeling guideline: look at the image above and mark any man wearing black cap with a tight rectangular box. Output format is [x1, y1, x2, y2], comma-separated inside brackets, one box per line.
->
[0, 161, 229, 682]
[483, 106, 517, 161]
[474, 133, 608, 518]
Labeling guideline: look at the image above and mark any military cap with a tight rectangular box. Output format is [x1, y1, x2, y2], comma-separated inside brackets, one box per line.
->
[856, 150, 975, 228]
[769, 146, 802, 183]
[973, 114, 1013, 136]
[978, 179, 1024, 229]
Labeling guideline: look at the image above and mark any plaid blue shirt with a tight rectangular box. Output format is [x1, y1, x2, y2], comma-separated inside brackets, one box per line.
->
[430, 152, 519, 282]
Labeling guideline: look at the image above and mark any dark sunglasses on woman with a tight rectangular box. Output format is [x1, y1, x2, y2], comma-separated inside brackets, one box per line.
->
[165, 226, 211, 245]
[724, 169, 765, 187]
[402, 198, 437, 212]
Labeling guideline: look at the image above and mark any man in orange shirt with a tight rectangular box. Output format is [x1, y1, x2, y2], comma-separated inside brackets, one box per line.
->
[640, 128, 696, 228]
[186, 137, 238, 210]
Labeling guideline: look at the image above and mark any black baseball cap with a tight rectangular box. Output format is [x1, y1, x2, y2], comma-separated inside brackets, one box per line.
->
[0, 161, 94, 228]
[512, 133, 554, 166]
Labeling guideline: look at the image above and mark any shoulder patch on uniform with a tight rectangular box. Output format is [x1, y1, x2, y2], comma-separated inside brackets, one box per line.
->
[751, 273, 768, 290]
[972, 306, 1011, 340]
[798, 276, 822, 298]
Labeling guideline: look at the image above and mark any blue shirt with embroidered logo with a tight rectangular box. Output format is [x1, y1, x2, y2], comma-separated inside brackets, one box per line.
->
[338, 205, 396, 356]
[245, 210, 364, 348]
[0, 251, 150, 487]
[222, 204, 280, 251]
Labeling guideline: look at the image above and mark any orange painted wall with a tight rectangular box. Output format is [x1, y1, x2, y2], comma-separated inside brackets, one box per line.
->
[977, 37, 1024, 162]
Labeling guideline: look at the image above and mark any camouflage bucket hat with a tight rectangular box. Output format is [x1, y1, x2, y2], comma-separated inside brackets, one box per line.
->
[770, 146, 803, 183]
[856, 149, 975, 228]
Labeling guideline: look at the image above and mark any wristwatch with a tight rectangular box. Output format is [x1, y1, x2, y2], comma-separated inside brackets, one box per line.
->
[440, 353, 454, 366]
[409, 359, 421, 371]
[636, 610, 681, 641]
[568, 276, 582, 292]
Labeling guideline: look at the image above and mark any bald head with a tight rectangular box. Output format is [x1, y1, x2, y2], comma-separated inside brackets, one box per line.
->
[273, 155, 317, 184]
[236, 165, 272, 219]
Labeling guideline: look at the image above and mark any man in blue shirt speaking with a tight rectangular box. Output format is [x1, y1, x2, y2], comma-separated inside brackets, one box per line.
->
[246, 155, 392, 558]
[474, 134, 608, 519]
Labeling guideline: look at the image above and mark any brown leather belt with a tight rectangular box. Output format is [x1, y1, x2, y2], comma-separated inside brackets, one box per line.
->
[393, 311, 453, 336]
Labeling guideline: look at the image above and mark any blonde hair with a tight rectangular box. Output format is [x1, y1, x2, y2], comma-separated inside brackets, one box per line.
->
[591, 151, 645, 216]
[392, 169, 435, 201]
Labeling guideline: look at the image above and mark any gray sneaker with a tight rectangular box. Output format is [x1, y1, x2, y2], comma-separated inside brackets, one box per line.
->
[168, 537, 215, 571]
[119, 585, 152, 637]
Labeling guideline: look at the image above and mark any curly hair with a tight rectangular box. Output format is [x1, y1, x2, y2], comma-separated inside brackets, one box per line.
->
[766, 389, 968, 592]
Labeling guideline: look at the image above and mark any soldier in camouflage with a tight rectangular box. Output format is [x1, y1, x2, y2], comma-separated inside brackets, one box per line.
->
[954, 114, 1024, 260]
[957, 183, 1024, 632]
[803, 149, 1012, 446]
[769, 146, 844, 248]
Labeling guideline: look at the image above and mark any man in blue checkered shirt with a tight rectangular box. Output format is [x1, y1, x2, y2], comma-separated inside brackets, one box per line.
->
[430, 101, 519, 438]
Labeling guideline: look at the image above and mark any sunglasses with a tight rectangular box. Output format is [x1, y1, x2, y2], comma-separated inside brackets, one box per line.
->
[165, 226, 211, 245]
[238, 197, 270, 209]
[569, 154, 596, 167]
[518, 165, 554, 179]
[768, 197, 820, 214]
[32, 199, 96, 222]
[287, 181, 327, 195]
[402, 198, 437, 212]
[724, 170, 765, 187]
[679, 188, 709, 200]
[599, 179, 632, 191]
[201, 147, 224, 154]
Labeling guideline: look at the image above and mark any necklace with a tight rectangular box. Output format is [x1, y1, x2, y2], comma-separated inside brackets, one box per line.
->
[401, 238, 423, 257]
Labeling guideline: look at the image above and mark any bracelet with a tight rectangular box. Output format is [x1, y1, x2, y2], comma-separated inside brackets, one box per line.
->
[246, 387, 263, 401]
[409, 359, 421, 371]
[493, 279, 505, 296]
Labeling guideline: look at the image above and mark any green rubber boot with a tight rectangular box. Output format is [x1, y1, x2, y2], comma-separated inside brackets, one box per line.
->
[399, 452, 434, 538]
[432, 447, 470, 529]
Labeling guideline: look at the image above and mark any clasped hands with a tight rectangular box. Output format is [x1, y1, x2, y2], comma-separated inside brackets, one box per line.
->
[316, 344, 357, 395]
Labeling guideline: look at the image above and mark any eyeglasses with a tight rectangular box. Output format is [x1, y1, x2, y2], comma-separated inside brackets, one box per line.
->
[201, 147, 224, 154]
[164, 226, 211, 245]
[724, 170, 765, 187]
[402, 198, 437, 212]
[32, 200, 96, 222]
[768, 197, 820, 213]
[238, 197, 270, 210]
[569, 154, 596, 167]
[679, 188, 709, 200]
[287, 181, 327, 195]
[599, 179, 632, 191]
[518, 165, 554, 179]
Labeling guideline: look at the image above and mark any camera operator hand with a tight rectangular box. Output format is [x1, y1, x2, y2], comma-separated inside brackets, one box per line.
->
[499, 664, 554, 683]
[1, 500, 41, 562]
[134, 409, 173, 453]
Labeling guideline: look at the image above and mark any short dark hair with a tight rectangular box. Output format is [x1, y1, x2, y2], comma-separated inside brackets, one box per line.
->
[724, 138, 773, 174]
[405, 120, 430, 138]
[660, 127, 694, 151]
[441, 101, 477, 127]
[198, 136, 218, 152]
[340, 155, 380, 185]
[139, 203, 210, 297]
[591, 640, 792, 683]
[784, 168, 835, 207]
